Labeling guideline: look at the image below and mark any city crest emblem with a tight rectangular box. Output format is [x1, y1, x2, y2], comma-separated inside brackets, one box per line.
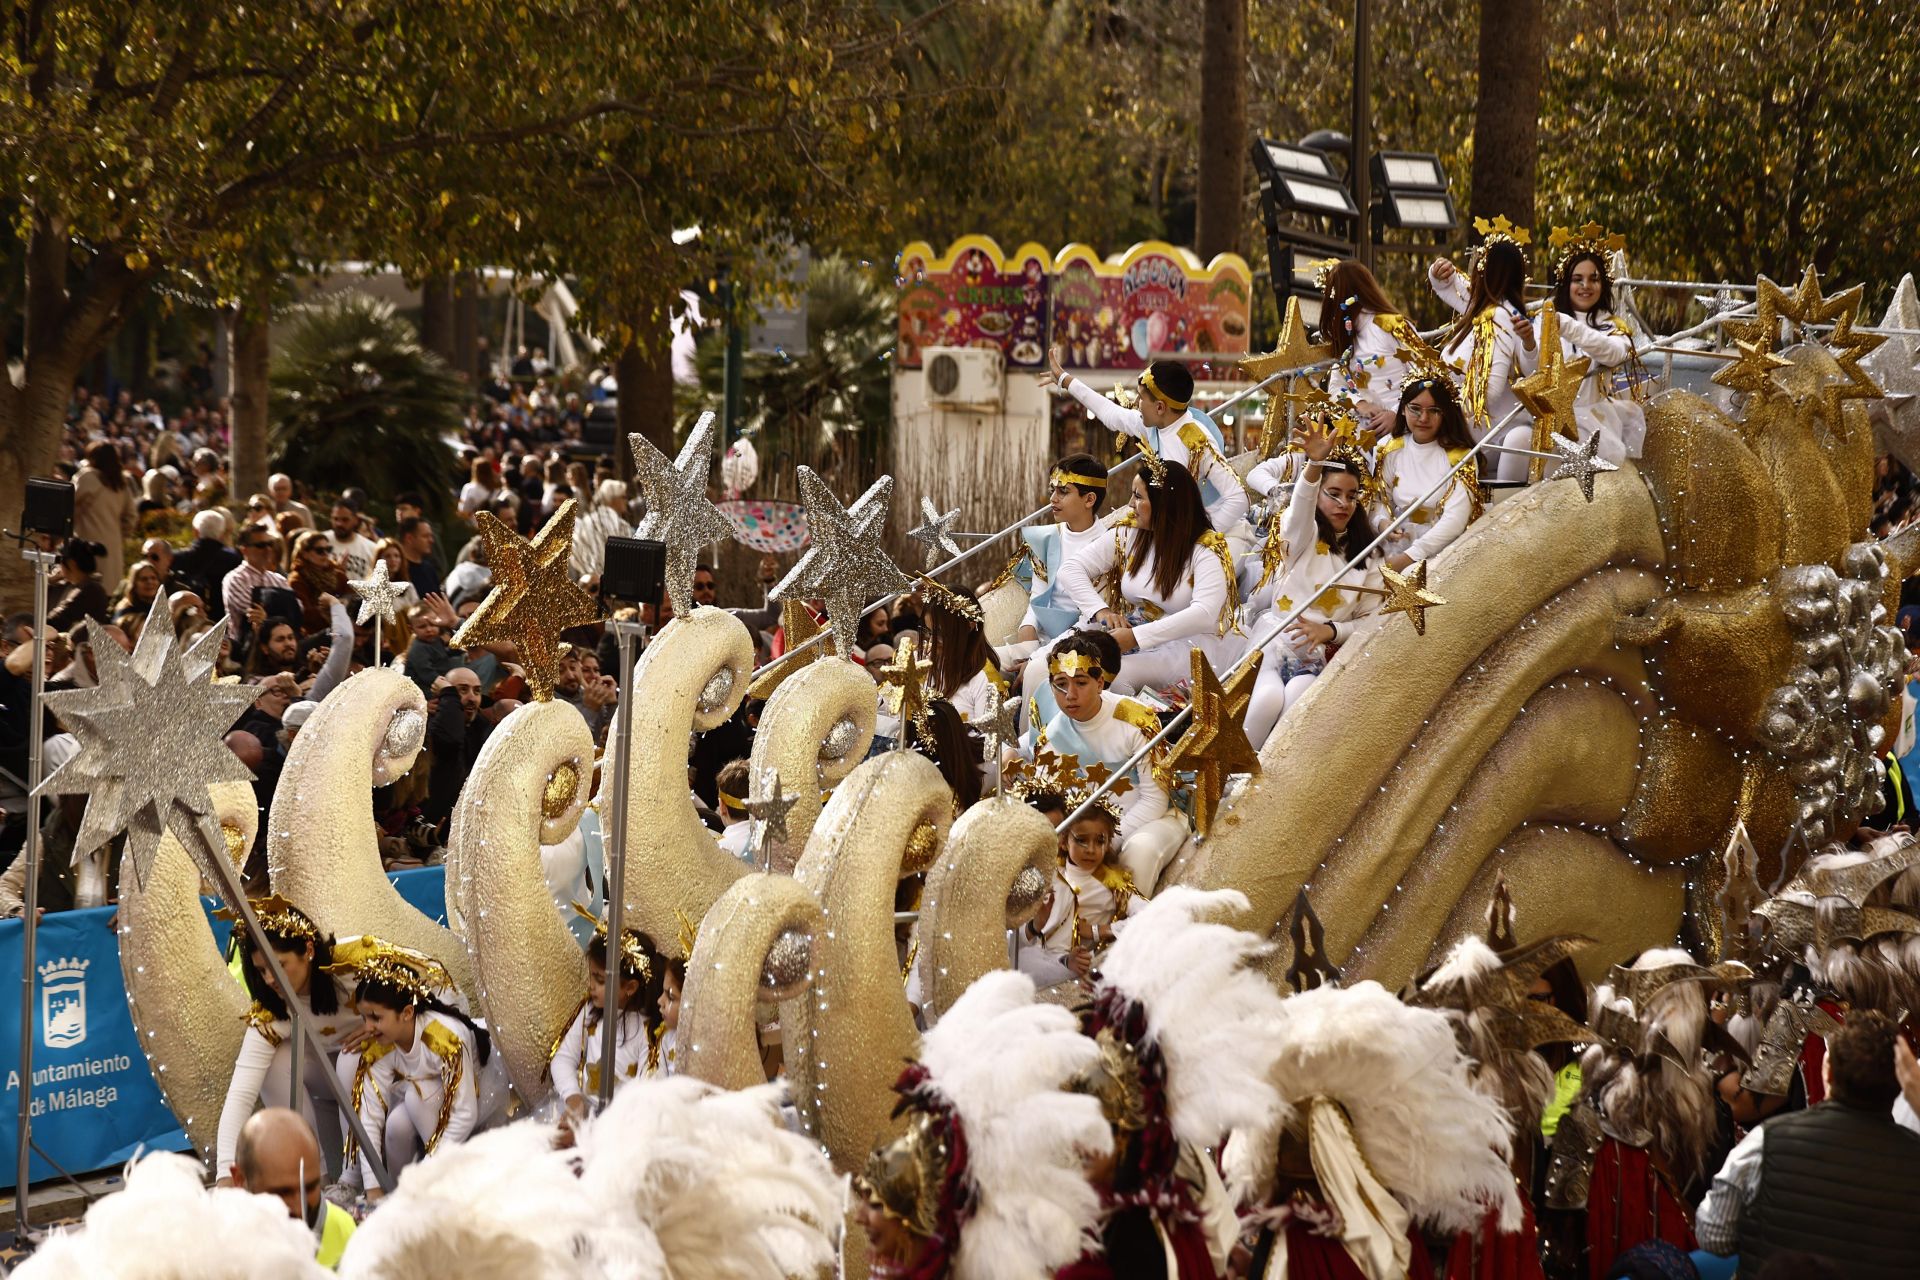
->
[40, 957, 89, 1050]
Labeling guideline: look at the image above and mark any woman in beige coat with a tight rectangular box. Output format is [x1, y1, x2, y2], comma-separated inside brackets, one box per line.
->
[72, 441, 137, 589]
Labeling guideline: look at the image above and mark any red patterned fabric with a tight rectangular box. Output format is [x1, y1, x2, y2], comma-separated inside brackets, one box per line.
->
[1445, 1196, 1543, 1280]
[1584, 1139, 1695, 1280]
[1260, 1224, 1435, 1279]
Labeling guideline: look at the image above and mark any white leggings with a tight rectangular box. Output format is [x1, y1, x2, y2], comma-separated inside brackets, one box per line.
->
[1494, 422, 1538, 483]
[1245, 645, 1324, 748]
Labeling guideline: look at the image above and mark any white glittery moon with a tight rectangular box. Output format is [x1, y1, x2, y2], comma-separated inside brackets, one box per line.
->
[748, 659, 877, 872]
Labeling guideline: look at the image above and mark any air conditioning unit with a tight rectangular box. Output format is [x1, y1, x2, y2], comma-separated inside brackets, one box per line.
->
[922, 346, 1004, 408]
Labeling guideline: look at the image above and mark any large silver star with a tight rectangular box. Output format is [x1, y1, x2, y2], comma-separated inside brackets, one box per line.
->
[906, 495, 963, 570]
[1866, 274, 1920, 472]
[1547, 433, 1620, 502]
[348, 556, 404, 627]
[746, 765, 802, 868]
[769, 467, 909, 657]
[39, 592, 260, 888]
[629, 411, 736, 616]
[982, 682, 1021, 796]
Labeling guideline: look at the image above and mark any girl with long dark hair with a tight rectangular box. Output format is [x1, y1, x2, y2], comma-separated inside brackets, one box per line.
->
[1375, 368, 1483, 573]
[549, 920, 665, 1120]
[215, 897, 369, 1182]
[1430, 223, 1539, 444]
[1538, 223, 1648, 467]
[326, 937, 503, 1196]
[923, 586, 1004, 726]
[1320, 259, 1446, 435]
[1242, 418, 1384, 746]
[1057, 459, 1241, 697]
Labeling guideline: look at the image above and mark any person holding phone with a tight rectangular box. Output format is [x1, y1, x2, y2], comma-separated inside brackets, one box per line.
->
[1430, 226, 1539, 452]
[222, 527, 290, 642]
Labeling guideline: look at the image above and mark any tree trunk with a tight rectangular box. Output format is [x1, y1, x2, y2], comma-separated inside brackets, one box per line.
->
[614, 320, 677, 486]
[452, 270, 481, 386]
[1196, 0, 1249, 261]
[230, 292, 271, 500]
[1468, 0, 1544, 227]
[419, 273, 456, 368]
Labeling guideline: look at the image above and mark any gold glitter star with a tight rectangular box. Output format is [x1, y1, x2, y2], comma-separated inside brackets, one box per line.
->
[1240, 296, 1333, 381]
[746, 598, 834, 700]
[1156, 648, 1263, 837]
[629, 412, 735, 617]
[876, 633, 934, 745]
[1514, 307, 1591, 480]
[451, 500, 602, 702]
[1378, 559, 1447, 635]
[1711, 336, 1793, 399]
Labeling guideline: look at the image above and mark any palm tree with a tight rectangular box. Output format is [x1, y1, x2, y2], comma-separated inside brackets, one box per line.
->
[269, 293, 465, 526]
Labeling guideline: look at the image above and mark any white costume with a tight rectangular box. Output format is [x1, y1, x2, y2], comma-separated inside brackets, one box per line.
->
[350, 1009, 504, 1188]
[1056, 515, 1241, 697]
[1008, 512, 1131, 725]
[1031, 689, 1189, 888]
[716, 820, 753, 865]
[548, 1000, 653, 1107]
[1374, 433, 1480, 566]
[1328, 309, 1429, 418]
[1017, 861, 1147, 990]
[1536, 306, 1648, 465]
[1241, 465, 1383, 747]
[1061, 379, 1251, 549]
[215, 980, 361, 1177]
[1429, 265, 1538, 449]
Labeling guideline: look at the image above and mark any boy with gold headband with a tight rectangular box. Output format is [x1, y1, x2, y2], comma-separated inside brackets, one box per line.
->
[1040, 347, 1251, 553]
[1025, 630, 1188, 891]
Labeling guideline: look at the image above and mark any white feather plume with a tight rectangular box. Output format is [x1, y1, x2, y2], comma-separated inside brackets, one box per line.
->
[340, 1119, 659, 1280]
[916, 968, 1111, 1280]
[1254, 981, 1520, 1234]
[576, 1076, 846, 1280]
[1581, 949, 1717, 1178]
[13, 1152, 330, 1280]
[1421, 936, 1556, 1132]
[1095, 886, 1293, 1151]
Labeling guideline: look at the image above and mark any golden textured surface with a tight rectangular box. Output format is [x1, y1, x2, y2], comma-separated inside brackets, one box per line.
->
[1636, 390, 1783, 590]
[1240, 296, 1333, 380]
[916, 796, 1058, 1019]
[1155, 649, 1261, 838]
[749, 658, 878, 873]
[679, 873, 825, 1091]
[1639, 587, 1793, 742]
[784, 750, 953, 1172]
[605, 606, 756, 960]
[746, 599, 834, 700]
[268, 666, 473, 997]
[450, 502, 603, 702]
[1616, 719, 1744, 862]
[447, 699, 595, 1105]
[118, 781, 258, 1159]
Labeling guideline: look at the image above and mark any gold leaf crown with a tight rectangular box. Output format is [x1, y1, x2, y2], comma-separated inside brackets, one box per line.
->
[1469, 214, 1532, 273]
[854, 1108, 947, 1239]
[1003, 746, 1132, 823]
[322, 936, 453, 1004]
[213, 893, 316, 943]
[571, 903, 654, 983]
[1071, 1025, 1148, 1133]
[1393, 339, 1461, 397]
[1546, 221, 1627, 284]
[1307, 257, 1343, 292]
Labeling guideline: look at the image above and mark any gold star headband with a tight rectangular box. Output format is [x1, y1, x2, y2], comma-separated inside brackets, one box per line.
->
[323, 936, 454, 1004]
[1050, 469, 1108, 490]
[1137, 444, 1169, 487]
[1138, 368, 1190, 412]
[571, 903, 654, 982]
[213, 893, 317, 943]
[1307, 257, 1343, 292]
[1469, 214, 1532, 274]
[1047, 650, 1109, 682]
[1546, 221, 1627, 284]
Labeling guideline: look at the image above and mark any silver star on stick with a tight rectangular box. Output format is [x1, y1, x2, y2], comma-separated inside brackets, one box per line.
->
[630, 412, 736, 617]
[769, 467, 910, 658]
[38, 592, 261, 888]
[349, 556, 404, 627]
[746, 765, 802, 870]
[906, 495, 963, 570]
[1547, 433, 1620, 502]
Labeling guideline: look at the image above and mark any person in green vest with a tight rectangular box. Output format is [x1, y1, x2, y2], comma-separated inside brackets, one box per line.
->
[231, 1107, 356, 1271]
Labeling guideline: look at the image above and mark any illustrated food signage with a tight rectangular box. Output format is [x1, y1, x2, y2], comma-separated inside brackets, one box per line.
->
[895, 235, 1252, 373]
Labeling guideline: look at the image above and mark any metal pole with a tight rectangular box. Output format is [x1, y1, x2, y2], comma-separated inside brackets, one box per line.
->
[598, 617, 645, 1108]
[1055, 402, 1529, 835]
[14, 545, 54, 1242]
[721, 273, 744, 447]
[1350, 0, 1373, 270]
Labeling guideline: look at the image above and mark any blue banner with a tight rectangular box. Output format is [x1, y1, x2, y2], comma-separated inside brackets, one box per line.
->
[0, 866, 446, 1191]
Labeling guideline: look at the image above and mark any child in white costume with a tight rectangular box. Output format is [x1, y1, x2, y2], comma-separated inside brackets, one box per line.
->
[549, 913, 664, 1120]
[1430, 217, 1539, 467]
[1534, 221, 1649, 466]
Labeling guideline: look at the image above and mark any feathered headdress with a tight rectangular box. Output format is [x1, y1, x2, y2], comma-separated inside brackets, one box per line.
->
[13, 1153, 331, 1280]
[1089, 888, 1292, 1191]
[323, 935, 454, 1004]
[1225, 979, 1523, 1266]
[1546, 221, 1627, 284]
[856, 970, 1111, 1280]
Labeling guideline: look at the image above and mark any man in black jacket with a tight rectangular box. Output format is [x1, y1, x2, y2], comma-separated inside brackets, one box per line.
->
[422, 667, 490, 836]
[1695, 1009, 1920, 1278]
[170, 509, 242, 618]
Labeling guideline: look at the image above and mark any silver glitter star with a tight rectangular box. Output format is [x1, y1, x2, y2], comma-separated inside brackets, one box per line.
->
[906, 495, 963, 570]
[982, 682, 1021, 797]
[769, 467, 910, 658]
[747, 765, 802, 867]
[1547, 433, 1620, 502]
[629, 411, 736, 616]
[348, 556, 404, 627]
[1866, 274, 1920, 472]
[39, 592, 260, 888]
